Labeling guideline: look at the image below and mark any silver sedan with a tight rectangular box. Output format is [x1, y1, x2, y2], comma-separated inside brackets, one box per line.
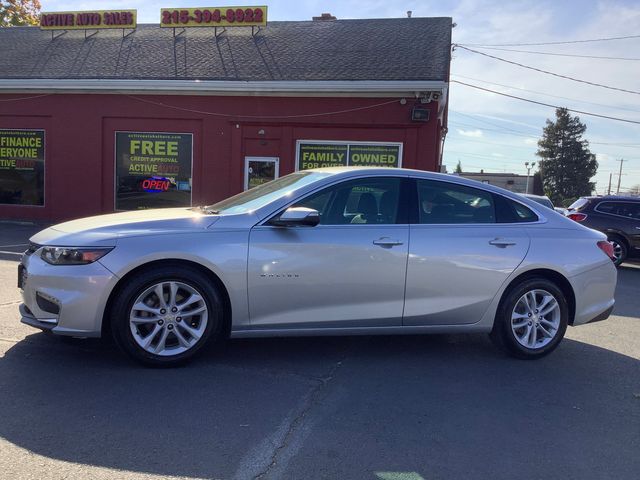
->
[19, 168, 617, 366]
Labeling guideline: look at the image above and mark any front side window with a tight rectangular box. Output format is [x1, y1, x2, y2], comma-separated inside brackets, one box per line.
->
[416, 179, 496, 224]
[292, 177, 402, 225]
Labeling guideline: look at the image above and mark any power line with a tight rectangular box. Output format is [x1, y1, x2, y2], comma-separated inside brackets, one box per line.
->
[454, 45, 640, 95]
[452, 110, 540, 134]
[451, 74, 640, 114]
[464, 46, 640, 61]
[451, 80, 640, 125]
[461, 34, 640, 47]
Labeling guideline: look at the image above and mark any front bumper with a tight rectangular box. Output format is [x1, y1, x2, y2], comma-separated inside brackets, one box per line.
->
[19, 251, 117, 337]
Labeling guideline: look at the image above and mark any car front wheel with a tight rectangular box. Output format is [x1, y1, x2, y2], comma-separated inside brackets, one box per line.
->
[110, 265, 224, 366]
[490, 277, 568, 359]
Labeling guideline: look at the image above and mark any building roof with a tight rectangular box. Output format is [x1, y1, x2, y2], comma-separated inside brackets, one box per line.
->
[0, 18, 452, 82]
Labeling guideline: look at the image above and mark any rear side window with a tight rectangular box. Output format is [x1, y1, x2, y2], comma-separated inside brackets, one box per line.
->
[494, 195, 539, 223]
[568, 198, 589, 211]
[596, 201, 640, 219]
[416, 179, 496, 224]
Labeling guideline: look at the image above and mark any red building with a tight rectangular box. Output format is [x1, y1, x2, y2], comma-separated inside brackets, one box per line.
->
[0, 15, 452, 222]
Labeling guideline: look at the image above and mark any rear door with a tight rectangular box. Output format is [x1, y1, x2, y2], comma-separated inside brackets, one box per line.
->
[404, 178, 531, 326]
[247, 176, 410, 330]
[592, 201, 640, 250]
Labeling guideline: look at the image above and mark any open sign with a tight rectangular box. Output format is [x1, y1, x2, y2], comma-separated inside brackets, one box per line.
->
[142, 177, 171, 193]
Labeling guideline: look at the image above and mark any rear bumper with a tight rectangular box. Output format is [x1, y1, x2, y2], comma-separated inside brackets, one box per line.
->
[582, 304, 614, 325]
[570, 260, 617, 326]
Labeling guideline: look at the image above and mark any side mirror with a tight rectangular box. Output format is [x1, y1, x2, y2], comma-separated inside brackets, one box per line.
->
[270, 207, 320, 227]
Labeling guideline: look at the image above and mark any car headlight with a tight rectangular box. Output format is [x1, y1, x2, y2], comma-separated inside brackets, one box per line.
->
[40, 247, 114, 265]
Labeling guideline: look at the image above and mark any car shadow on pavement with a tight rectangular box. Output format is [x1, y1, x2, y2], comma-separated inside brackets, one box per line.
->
[0, 330, 638, 479]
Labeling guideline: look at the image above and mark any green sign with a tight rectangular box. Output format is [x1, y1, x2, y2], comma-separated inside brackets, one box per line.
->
[0, 129, 45, 206]
[297, 141, 401, 170]
[298, 143, 348, 170]
[115, 131, 192, 210]
[349, 144, 400, 167]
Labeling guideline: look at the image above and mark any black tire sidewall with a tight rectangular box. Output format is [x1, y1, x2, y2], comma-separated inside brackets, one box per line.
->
[111, 266, 223, 367]
[493, 277, 569, 359]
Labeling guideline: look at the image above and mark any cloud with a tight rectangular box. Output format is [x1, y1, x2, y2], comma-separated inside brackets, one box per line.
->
[524, 138, 537, 145]
[457, 129, 484, 137]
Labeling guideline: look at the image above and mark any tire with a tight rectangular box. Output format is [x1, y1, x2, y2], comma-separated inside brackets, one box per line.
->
[490, 277, 568, 359]
[607, 235, 627, 267]
[110, 265, 224, 367]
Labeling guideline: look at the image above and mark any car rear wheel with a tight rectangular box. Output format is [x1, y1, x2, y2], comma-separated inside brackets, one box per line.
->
[490, 277, 568, 359]
[607, 236, 627, 267]
[111, 265, 224, 367]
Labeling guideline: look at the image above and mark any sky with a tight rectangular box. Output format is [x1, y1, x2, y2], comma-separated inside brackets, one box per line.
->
[40, 0, 640, 194]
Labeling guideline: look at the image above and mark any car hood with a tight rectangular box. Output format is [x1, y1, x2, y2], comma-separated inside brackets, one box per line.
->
[31, 208, 219, 246]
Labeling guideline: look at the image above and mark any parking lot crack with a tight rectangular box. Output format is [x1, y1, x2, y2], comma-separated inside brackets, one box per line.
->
[250, 358, 345, 480]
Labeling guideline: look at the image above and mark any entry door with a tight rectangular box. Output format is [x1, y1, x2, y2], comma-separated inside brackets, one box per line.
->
[245, 157, 279, 190]
[247, 176, 409, 329]
[403, 178, 530, 326]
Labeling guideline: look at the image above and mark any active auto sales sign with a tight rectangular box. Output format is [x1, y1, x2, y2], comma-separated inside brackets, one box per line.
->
[40, 10, 137, 30]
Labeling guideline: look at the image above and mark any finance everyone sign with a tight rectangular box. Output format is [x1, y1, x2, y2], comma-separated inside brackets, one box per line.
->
[297, 141, 402, 170]
[0, 129, 45, 206]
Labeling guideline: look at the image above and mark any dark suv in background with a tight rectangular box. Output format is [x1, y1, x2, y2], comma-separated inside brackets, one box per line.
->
[567, 196, 640, 266]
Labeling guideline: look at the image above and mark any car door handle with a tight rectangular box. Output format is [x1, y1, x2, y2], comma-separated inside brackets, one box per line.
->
[373, 237, 404, 247]
[489, 238, 517, 248]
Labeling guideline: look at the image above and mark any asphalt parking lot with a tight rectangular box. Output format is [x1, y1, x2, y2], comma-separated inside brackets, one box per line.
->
[0, 223, 638, 480]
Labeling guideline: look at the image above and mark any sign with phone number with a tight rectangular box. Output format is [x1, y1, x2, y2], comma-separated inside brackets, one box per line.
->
[160, 6, 267, 27]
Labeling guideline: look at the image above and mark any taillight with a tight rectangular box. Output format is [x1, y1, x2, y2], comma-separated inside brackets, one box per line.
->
[597, 240, 615, 261]
[567, 213, 588, 222]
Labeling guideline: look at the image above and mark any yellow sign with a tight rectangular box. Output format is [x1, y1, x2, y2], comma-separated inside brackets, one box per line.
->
[160, 6, 267, 27]
[40, 10, 137, 30]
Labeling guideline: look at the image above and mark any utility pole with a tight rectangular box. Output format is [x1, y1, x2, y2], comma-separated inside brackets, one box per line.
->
[616, 159, 626, 194]
[524, 161, 535, 194]
[607, 172, 612, 195]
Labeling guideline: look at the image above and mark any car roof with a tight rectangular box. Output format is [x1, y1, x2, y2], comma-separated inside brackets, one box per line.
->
[583, 195, 640, 202]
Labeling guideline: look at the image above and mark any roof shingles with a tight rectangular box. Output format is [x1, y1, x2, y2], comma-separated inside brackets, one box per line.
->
[0, 17, 452, 81]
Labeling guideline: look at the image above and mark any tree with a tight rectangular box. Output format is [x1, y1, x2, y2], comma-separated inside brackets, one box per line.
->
[536, 108, 598, 206]
[0, 0, 41, 27]
[454, 160, 463, 174]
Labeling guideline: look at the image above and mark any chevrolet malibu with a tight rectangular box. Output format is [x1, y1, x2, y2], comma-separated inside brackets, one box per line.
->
[19, 168, 617, 366]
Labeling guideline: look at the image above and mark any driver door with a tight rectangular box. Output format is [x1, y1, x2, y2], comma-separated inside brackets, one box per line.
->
[247, 176, 409, 330]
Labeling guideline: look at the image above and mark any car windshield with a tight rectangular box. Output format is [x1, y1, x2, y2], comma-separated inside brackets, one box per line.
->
[204, 171, 332, 215]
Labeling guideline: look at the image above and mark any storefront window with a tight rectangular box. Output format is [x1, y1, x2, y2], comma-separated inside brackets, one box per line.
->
[0, 129, 45, 206]
[245, 157, 279, 190]
[115, 131, 193, 210]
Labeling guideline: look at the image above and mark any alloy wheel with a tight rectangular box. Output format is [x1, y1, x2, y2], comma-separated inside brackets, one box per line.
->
[511, 289, 561, 349]
[610, 241, 623, 264]
[129, 281, 209, 356]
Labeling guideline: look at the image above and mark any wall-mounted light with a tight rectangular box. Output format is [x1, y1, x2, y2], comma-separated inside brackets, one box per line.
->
[411, 106, 430, 122]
